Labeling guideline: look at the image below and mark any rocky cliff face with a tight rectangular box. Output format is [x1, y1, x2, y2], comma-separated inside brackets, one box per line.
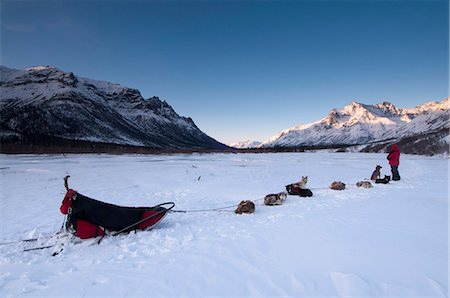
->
[0, 66, 228, 152]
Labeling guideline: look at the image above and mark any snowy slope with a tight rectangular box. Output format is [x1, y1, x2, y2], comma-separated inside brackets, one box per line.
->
[0, 66, 227, 150]
[229, 140, 262, 149]
[0, 153, 447, 297]
[382, 100, 449, 139]
[261, 99, 449, 149]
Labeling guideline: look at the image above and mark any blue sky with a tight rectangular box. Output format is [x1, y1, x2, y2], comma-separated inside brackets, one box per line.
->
[2, 0, 448, 144]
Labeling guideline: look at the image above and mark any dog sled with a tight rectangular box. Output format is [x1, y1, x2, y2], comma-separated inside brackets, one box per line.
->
[60, 176, 175, 239]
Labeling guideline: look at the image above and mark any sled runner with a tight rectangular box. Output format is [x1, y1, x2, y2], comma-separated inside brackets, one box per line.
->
[60, 177, 175, 239]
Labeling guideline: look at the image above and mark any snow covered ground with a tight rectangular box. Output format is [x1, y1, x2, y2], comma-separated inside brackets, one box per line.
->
[0, 152, 448, 297]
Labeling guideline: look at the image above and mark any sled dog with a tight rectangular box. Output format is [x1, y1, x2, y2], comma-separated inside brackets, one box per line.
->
[356, 181, 372, 188]
[330, 181, 346, 190]
[375, 175, 391, 184]
[264, 192, 287, 206]
[294, 176, 308, 189]
[371, 165, 382, 181]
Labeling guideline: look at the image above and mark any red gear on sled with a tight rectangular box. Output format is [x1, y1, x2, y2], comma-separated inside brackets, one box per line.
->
[60, 189, 75, 215]
[75, 220, 105, 239]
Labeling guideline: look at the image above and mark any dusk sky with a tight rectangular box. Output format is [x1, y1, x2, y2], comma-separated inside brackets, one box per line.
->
[2, 0, 448, 144]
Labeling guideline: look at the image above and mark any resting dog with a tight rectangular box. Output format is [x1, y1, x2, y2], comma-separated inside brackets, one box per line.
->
[330, 181, 346, 190]
[375, 175, 391, 184]
[356, 181, 372, 188]
[235, 200, 255, 214]
[264, 192, 287, 206]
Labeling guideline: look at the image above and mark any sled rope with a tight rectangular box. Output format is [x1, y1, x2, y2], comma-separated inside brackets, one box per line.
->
[171, 205, 236, 213]
[0, 228, 67, 246]
[171, 197, 267, 213]
[22, 233, 69, 255]
[0, 238, 41, 246]
[169, 181, 374, 214]
[23, 245, 57, 252]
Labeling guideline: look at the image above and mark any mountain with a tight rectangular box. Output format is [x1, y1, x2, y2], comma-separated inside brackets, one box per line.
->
[260, 99, 449, 154]
[0, 66, 229, 152]
[229, 140, 262, 149]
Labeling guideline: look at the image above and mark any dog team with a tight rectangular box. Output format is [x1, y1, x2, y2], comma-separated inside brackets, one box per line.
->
[237, 144, 401, 213]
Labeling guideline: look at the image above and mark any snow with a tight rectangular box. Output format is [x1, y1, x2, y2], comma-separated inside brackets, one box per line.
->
[229, 140, 262, 149]
[443, 134, 450, 144]
[383, 110, 450, 140]
[0, 152, 448, 297]
[0, 66, 127, 103]
[0, 66, 26, 83]
[25, 66, 59, 72]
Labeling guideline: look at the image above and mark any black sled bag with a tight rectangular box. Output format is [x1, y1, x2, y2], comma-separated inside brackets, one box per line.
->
[60, 189, 174, 239]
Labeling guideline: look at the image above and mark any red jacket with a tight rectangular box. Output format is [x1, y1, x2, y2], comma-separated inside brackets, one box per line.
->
[387, 144, 400, 166]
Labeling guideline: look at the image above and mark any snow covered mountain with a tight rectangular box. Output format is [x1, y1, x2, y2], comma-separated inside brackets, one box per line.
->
[261, 99, 449, 153]
[0, 66, 228, 152]
[229, 140, 262, 149]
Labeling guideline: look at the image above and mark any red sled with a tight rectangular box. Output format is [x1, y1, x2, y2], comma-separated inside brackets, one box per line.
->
[60, 187, 175, 239]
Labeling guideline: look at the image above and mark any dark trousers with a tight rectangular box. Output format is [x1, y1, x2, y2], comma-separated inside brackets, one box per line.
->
[391, 165, 400, 181]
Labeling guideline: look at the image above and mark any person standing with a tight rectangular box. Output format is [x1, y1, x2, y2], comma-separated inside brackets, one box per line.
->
[387, 144, 401, 181]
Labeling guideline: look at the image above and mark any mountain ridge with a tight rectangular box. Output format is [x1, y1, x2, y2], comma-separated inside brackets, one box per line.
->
[233, 99, 449, 155]
[0, 65, 229, 152]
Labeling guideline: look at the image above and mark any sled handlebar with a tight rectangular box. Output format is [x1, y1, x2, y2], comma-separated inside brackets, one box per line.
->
[153, 202, 175, 211]
[64, 175, 70, 191]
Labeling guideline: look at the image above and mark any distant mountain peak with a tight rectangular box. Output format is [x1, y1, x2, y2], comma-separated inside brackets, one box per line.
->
[348, 100, 362, 106]
[323, 111, 339, 126]
[26, 65, 59, 72]
[229, 140, 262, 149]
[261, 98, 449, 150]
[372, 101, 399, 114]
